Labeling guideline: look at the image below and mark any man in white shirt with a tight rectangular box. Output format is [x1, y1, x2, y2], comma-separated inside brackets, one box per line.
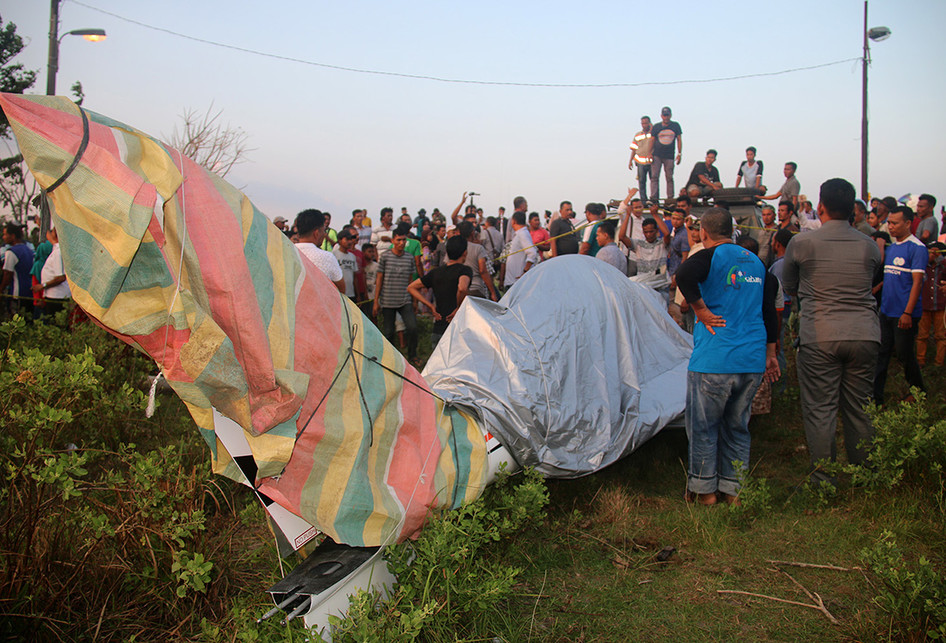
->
[501, 211, 538, 288]
[332, 229, 363, 302]
[34, 227, 71, 317]
[293, 209, 345, 292]
[371, 208, 395, 255]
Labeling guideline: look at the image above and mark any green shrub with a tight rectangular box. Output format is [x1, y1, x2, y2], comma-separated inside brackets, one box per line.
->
[844, 391, 946, 490]
[326, 467, 549, 642]
[862, 530, 946, 640]
[0, 314, 231, 641]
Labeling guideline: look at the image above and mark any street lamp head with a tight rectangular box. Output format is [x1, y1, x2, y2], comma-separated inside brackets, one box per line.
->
[867, 26, 891, 42]
[62, 28, 107, 43]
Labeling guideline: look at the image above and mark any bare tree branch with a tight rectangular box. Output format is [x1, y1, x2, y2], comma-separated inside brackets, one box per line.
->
[165, 103, 253, 178]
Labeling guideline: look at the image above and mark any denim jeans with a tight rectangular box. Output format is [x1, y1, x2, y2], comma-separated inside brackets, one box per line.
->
[685, 371, 763, 495]
[382, 303, 418, 360]
[636, 163, 650, 199]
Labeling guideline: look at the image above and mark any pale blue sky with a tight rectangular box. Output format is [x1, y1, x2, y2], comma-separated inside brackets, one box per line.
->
[5, 1, 945, 223]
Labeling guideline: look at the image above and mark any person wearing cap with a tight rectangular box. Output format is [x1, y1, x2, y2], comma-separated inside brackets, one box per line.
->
[413, 208, 429, 238]
[628, 115, 654, 199]
[649, 106, 683, 203]
[760, 162, 801, 210]
[781, 178, 882, 486]
[273, 216, 289, 233]
[917, 241, 946, 366]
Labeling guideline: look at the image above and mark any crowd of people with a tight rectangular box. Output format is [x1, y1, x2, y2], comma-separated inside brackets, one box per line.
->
[4, 140, 943, 506]
[0, 220, 71, 321]
[273, 168, 945, 505]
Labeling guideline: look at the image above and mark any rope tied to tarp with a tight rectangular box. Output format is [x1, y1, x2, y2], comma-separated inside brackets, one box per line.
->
[39, 105, 90, 239]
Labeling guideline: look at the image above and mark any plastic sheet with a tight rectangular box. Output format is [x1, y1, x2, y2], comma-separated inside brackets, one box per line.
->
[424, 255, 693, 478]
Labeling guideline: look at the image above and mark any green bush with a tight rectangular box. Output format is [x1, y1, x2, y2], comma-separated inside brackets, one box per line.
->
[326, 467, 550, 642]
[0, 314, 231, 641]
[840, 391, 945, 516]
[862, 530, 946, 640]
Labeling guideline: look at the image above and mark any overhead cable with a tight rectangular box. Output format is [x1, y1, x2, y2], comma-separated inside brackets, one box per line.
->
[70, 1, 860, 89]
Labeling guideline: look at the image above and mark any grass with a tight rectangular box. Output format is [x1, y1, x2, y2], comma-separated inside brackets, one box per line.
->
[483, 354, 946, 642]
[382, 310, 946, 642]
[3, 308, 942, 641]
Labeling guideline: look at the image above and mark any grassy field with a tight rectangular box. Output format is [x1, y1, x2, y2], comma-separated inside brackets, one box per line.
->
[1, 311, 943, 641]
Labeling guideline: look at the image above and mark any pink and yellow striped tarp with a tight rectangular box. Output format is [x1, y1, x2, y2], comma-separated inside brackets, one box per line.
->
[0, 93, 488, 547]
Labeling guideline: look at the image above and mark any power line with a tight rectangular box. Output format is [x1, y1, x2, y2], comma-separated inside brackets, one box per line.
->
[70, 0, 860, 89]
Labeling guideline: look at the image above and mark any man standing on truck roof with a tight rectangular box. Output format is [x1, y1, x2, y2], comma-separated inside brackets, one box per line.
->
[628, 115, 654, 201]
[649, 106, 683, 204]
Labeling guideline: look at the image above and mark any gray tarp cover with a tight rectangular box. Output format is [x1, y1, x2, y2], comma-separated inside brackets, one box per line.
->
[423, 255, 693, 478]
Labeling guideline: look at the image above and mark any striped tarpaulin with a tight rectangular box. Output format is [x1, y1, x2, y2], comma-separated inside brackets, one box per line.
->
[0, 93, 488, 547]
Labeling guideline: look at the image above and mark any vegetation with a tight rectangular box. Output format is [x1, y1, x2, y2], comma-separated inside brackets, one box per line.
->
[0, 308, 943, 641]
[0, 16, 40, 225]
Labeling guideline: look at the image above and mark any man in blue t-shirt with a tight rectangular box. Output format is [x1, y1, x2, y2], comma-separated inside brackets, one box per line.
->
[1, 223, 35, 318]
[874, 206, 928, 403]
[675, 208, 779, 506]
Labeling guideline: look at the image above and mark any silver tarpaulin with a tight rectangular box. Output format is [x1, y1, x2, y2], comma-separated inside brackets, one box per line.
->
[423, 255, 693, 478]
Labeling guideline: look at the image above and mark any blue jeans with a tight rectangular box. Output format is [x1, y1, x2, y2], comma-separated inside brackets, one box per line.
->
[685, 371, 763, 495]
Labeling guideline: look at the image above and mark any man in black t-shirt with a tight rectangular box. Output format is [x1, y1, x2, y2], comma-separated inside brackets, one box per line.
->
[686, 149, 723, 198]
[649, 105, 683, 203]
[408, 236, 473, 348]
[549, 202, 579, 256]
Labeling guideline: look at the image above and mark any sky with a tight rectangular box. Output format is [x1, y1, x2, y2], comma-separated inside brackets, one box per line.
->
[3, 1, 945, 224]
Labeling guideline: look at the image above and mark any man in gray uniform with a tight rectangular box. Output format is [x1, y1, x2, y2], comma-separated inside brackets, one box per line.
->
[781, 178, 882, 486]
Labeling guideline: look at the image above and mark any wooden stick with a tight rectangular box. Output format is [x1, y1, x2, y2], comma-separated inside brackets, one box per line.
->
[766, 559, 851, 571]
[777, 569, 840, 624]
[716, 590, 839, 624]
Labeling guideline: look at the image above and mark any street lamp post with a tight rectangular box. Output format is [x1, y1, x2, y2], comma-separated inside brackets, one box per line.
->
[46, 0, 107, 96]
[860, 0, 891, 201]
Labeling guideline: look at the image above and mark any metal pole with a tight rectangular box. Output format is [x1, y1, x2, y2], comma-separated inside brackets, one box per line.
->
[860, 0, 869, 200]
[46, 0, 60, 95]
